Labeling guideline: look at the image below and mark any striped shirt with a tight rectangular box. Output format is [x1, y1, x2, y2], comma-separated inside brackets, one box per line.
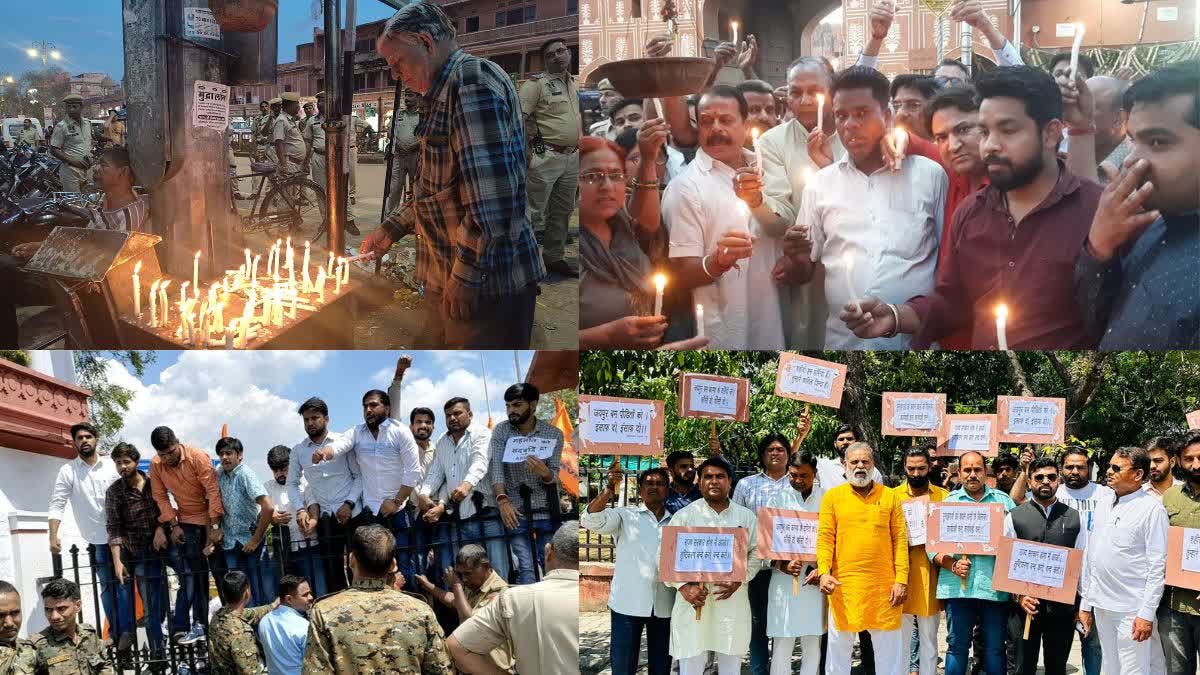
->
[87, 196, 150, 233]
[382, 49, 545, 297]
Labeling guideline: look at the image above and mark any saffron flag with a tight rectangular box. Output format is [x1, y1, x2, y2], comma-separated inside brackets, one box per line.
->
[553, 398, 579, 497]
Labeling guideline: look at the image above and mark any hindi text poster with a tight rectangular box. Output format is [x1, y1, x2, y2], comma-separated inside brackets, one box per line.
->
[1166, 526, 1200, 591]
[937, 414, 999, 456]
[992, 537, 1083, 604]
[659, 526, 749, 583]
[578, 395, 665, 456]
[882, 392, 946, 437]
[755, 508, 819, 561]
[678, 373, 750, 422]
[925, 501, 1005, 556]
[997, 396, 1065, 444]
[774, 354, 847, 408]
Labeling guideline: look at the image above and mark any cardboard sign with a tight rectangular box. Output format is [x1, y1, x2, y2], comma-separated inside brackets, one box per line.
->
[578, 395, 665, 456]
[937, 414, 1000, 456]
[191, 80, 230, 132]
[659, 526, 749, 583]
[992, 536, 1083, 605]
[1187, 410, 1200, 430]
[901, 496, 930, 547]
[1166, 526, 1200, 592]
[882, 392, 946, 437]
[997, 396, 1066, 444]
[502, 436, 556, 463]
[678, 373, 750, 422]
[755, 508, 819, 561]
[774, 353, 846, 408]
[925, 501, 1005, 556]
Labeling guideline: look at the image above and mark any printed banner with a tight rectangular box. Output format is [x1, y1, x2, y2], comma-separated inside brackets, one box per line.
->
[882, 392, 946, 437]
[659, 526, 749, 583]
[678, 373, 750, 422]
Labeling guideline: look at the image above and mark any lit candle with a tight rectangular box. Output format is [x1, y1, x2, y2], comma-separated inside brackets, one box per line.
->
[316, 267, 327, 303]
[891, 127, 909, 163]
[236, 317, 248, 349]
[275, 239, 283, 277]
[245, 286, 257, 324]
[158, 280, 171, 324]
[265, 245, 275, 280]
[334, 261, 343, 295]
[252, 255, 261, 286]
[995, 304, 1009, 351]
[730, 20, 738, 48]
[652, 273, 666, 317]
[288, 259, 295, 288]
[179, 281, 189, 308]
[341, 258, 350, 285]
[273, 286, 283, 326]
[197, 307, 209, 348]
[327, 251, 335, 277]
[302, 241, 311, 284]
[843, 251, 862, 315]
[286, 236, 293, 272]
[214, 299, 224, 334]
[192, 250, 201, 292]
[1069, 24, 1086, 82]
[236, 264, 245, 290]
[649, 97, 661, 119]
[244, 248, 252, 275]
[816, 93, 825, 135]
[132, 261, 142, 319]
[751, 127, 763, 176]
[695, 304, 705, 338]
[149, 279, 159, 327]
[289, 287, 297, 319]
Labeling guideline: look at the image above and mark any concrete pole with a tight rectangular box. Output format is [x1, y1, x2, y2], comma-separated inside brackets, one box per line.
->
[323, 0, 345, 257]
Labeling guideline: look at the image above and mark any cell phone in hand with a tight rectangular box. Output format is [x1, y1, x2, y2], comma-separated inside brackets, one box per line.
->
[1075, 620, 1086, 637]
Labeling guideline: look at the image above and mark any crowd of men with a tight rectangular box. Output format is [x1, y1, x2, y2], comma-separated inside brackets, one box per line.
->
[585, 410, 1200, 675]
[3, 356, 579, 673]
[578, 0, 1199, 351]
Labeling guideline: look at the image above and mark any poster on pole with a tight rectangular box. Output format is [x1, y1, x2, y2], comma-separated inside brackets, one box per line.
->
[774, 353, 846, 408]
[992, 536, 1083, 604]
[901, 496, 930, 546]
[678, 373, 750, 422]
[997, 396, 1066, 444]
[1166, 526, 1200, 591]
[578, 395, 665, 456]
[191, 81, 230, 132]
[925, 501, 1004, 556]
[755, 508, 819, 561]
[1187, 410, 1200, 430]
[882, 392, 946, 437]
[659, 526, 749, 583]
[937, 414, 1000, 457]
[183, 7, 222, 40]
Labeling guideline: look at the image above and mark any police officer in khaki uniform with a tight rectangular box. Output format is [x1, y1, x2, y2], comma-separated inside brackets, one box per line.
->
[303, 94, 327, 193]
[18, 119, 42, 149]
[251, 100, 273, 161]
[588, 78, 622, 140]
[273, 92, 307, 174]
[519, 37, 581, 277]
[30, 579, 112, 675]
[49, 93, 94, 192]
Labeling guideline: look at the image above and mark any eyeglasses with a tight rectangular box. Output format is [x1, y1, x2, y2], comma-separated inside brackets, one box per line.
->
[580, 171, 627, 186]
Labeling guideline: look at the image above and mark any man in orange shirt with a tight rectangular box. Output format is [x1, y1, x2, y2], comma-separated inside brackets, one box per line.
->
[148, 426, 224, 645]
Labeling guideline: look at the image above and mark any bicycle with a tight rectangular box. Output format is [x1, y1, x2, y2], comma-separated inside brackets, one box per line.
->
[228, 161, 329, 238]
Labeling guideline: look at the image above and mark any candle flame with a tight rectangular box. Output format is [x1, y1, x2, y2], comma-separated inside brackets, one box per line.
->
[653, 273, 667, 292]
[842, 251, 854, 267]
[816, 93, 825, 104]
[995, 304, 1008, 320]
[133, 260, 142, 274]
[695, 303, 703, 314]
[159, 280, 171, 290]
[731, 20, 738, 30]
[751, 128, 760, 141]
[150, 279, 160, 292]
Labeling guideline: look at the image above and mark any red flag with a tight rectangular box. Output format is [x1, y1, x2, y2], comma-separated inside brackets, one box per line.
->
[553, 399, 578, 497]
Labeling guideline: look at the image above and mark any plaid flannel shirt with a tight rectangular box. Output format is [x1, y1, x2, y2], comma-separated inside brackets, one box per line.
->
[105, 472, 165, 556]
[488, 419, 564, 520]
[383, 49, 545, 297]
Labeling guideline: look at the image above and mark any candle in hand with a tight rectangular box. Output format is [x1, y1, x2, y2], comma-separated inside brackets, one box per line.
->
[193, 250, 201, 292]
[730, 20, 738, 48]
[696, 304, 705, 338]
[132, 261, 142, 318]
[995, 304, 1009, 351]
[891, 127, 909, 163]
[1069, 24, 1086, 82]
[652, 273, 667, 317]
[816, 93, 825, 135]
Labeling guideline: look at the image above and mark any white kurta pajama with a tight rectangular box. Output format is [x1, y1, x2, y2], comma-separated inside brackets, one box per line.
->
[765, 485, 826, 675]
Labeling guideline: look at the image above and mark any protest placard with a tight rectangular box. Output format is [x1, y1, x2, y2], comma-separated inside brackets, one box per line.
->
[1166, 526, 1200, 592]
[774, 354, 846, 408]
[502, 436, 557, 463]
[578, 395, 665, 456]
[937, 414, 999, 456]
[901, 496, 930, 547]
[992, 536, 1083, 604]
[678, 373, 750, 422]
[1188, 410, 1200, 430]
[191, 80, 230, 132]
[882, 393, 946, 437]
[755, 508, 819, 561]
[997, 396, 1065, 444]
[925, 502, 1004, 556]
[659, 526, 749, 583]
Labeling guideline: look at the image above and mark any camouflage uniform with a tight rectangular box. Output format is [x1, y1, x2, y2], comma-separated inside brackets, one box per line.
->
[0, 638, 36, 675]
[301, 579, 453, 674]
[207, 604, 273, 675]
[30, 624, 112, 674]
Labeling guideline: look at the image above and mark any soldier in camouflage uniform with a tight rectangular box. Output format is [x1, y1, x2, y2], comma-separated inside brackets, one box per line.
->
[302, 525, 452, 674]
[0, 581, 35, 675]
[208, 571, 277, 675]
[30, 579, 112, 675]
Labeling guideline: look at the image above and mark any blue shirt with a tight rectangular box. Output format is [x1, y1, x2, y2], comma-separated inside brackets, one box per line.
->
[217, 463, 267, 549]
[931, 486, 1017, 602]
[665, 484, 702, 515]
[257, 605, 308, 675]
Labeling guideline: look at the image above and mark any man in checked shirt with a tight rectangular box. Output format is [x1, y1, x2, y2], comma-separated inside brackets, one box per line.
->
[360, 2, 546, 348]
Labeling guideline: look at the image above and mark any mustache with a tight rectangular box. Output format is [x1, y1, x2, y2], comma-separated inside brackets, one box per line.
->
[984, 156, 1012, 167]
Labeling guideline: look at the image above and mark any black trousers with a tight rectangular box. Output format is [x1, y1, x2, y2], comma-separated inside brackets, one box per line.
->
[425, 284, 537, 349]
[1012, 605, 1075, 675]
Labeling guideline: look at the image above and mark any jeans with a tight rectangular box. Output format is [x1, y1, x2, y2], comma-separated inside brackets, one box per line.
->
[223, 540, 273, 605]
[166, 524, 210, 629]
[610, 610, 671, 675]
[287, 546, 327, 598]
[367, 509, 417, 592]
[946, 598, 1008, 675]
[89, 544, 135, 638]
[458, 510, 512, 584]
[424, 285, 537, 349]
[508, 516, 557, 584]
[1161, 606, 1200, 675]
[125, 552, 168, 654]
[747, 569, 771, 675]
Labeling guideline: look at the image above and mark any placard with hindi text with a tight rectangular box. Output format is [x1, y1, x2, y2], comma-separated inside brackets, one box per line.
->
[937, 414, 1000, 456]
[1166, 526, 1200, 592]
[578, 395, 665, 456]
[678, 373, 750, 422]
[925, 501, 1005, 556]
[659, 526, 749, 583]
[882, 392, 947, 437]
[992, 536, 1083, 605]
[755, 508, 819, 561]
[997, 396, 1066, 444]
[774, 353, 846, 408]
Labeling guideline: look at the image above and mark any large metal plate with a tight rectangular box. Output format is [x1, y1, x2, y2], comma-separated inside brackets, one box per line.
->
[588, 57, 714, 98]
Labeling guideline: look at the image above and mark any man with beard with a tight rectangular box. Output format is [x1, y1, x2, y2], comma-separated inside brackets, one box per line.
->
[736, 80, 780, 140]
[933, 452, 1016, 675]
[668, 457, 762, 675]
[1145, 435, 1181, 499]
[252, 100, 274, 161]
[815, 424, 883, 490]
[589, 79, 623, 140]
[664, 85, 786, 349]
[290, 397, 363, 594]
[47, 423, 131, 651]
[845, 66, 1103, 350]
[0, 580, 35, 673]
[606, 100, 645, 143]
[787, 65, 946, 351]
[312, 390, 421, 590]
[1079, 446, 1168, 674]
[489, 383, 565, 584]
[385, 355, 438, 474]
[1160, 431, 1200, 674]
[664, 450, 702, 514]
[1003, 458, 1084, 675]
[264, 445, 324, 597]
[582, 462, 674, 675]
[895, 445, 948, 675]
[31, 579, 112, 674]
[733, 434, 794, 675]
[1055, 447, 1111, 675]
[814, 443, 909, 675]
[1075, 62, 1200, 350]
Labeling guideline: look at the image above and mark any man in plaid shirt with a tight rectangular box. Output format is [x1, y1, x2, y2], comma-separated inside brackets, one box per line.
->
[362, 2, 545, 348]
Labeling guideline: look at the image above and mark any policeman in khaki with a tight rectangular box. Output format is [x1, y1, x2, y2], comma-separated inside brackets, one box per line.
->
[208, 570, 276, 674]
[251, 100, 274, 162]
[0, 581, 35, 675]
[49, 93, 94, 193]
[273, 93, 308, 175]
[303, 95, 327, 193]
[30, 579, 112, 675]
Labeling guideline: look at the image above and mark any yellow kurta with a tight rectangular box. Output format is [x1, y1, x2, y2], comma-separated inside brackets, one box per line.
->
[894, 482, 949, 618]
[816, 482, 909, 632]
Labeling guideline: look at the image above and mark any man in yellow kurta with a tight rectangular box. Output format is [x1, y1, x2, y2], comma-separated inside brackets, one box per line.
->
[895, 442, 949, 675]
[815, 442, 909, 675]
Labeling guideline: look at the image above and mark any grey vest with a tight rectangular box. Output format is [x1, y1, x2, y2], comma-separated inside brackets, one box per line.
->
[1009, 500, 1082, 611]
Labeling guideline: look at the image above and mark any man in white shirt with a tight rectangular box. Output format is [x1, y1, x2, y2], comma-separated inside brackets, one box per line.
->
[663, 84, 787, 349]
[312, 389, 421, 591]
[47, 422, 132, 648]
[416, 397, 509, 583]
[816, 424, 882, 490]
[582, 462, 673, 675]
[1079, 446, 1169, 674]
[264, 446, 324, 597]
[1055, 447, 1111, 675]
[1145, 435, 1180, 500]
[785, 66, 946, 350]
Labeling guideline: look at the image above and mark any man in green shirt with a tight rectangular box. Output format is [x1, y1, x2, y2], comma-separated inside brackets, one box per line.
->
[1162, 430, 1200, 675]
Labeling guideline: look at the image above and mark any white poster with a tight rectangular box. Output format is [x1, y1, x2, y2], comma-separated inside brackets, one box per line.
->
[584, 400, 654, 446]
[939, 506, 992, 544]
[191, 80, 230, 132]
[502, 436, 556, 463]
[771, 516, 818, 556]
[893, 397, 939, 430]
[183, 7, 222, 40]
[1183, 528, 1200, 574]
[1008, 541, 1070, 588]
[688, 378, 739, 417]
[675, 532, 735, 574]
[903, 500, 927, 546]
[781, 360, 837, 400]
[946, 419, 992, 452]
[1005, 400, 1059, 436]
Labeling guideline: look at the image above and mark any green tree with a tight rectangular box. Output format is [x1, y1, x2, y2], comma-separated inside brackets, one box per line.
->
[73, 351, 155, 449]
[1, 66, 70, 120]
[0, 350, 31, 367]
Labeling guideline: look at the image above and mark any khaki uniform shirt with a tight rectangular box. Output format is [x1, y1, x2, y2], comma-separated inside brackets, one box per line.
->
[465, 570, 514, 671]
[18, 128, 40, 147]
[208, 604, 272, 674]
[272, 113, 307, 162]
[451, 569, 579, 675]
[303, 114, 326, 154]
[0, 638, 36, 675]
[30, 624, 112, 675]
[302, 579, 453, 674]
[518, 72, 580, 147]
[50, 118, 94, 163]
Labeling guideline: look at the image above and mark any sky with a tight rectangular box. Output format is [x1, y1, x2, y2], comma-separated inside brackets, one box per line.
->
[105, 350, 535, 485]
